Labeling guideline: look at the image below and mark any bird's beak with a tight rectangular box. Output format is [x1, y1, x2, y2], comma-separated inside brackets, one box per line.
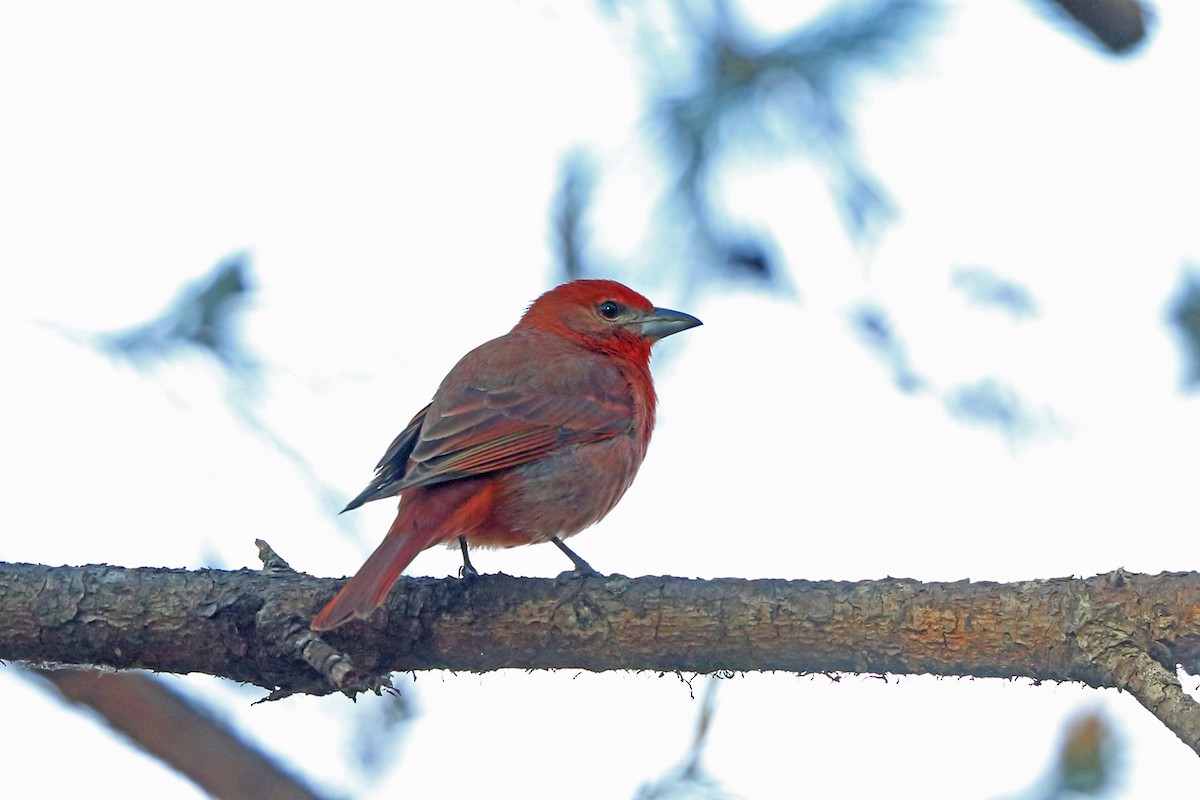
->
[633, 306, 703, 341]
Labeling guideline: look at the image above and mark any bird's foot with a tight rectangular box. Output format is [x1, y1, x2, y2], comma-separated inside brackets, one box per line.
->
[573, 563, 604, 579]
[550, 537, 603, 580]
[554, 565, 604, 587]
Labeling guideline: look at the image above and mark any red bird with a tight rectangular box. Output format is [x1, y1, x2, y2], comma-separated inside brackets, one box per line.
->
[311, 279, 701, 630]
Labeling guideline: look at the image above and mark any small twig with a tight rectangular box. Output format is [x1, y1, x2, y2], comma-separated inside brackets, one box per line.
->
[282, 627, 393, 700]
[297, 629, 362, 692]
[252, 539, 376, 697]
[255, 539, 294, 573]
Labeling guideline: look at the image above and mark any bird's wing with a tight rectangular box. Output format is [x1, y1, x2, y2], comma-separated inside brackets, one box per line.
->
[341, 403, 431, 512]
[342, 334, 637, 509]
[397, 376, 634, 490]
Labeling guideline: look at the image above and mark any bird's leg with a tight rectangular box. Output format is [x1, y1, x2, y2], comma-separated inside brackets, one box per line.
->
[458, 536, 479, 579]
[551, 537, 603, 578]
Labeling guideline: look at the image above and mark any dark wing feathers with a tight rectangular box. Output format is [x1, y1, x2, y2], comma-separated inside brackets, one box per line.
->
[340, 403, 431, 512]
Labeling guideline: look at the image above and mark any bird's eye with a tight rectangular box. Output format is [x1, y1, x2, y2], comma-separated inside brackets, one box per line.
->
[597, 301, 622, 320]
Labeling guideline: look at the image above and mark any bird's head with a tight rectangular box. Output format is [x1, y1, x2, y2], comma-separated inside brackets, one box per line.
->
[517, 279, 702, 361]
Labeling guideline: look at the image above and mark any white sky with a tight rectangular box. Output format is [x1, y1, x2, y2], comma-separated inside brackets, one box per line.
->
[2, 1, 1199, 797]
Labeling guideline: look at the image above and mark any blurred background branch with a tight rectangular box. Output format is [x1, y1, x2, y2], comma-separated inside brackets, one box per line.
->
[1168, 266, 1200, 389]
[1041, 0, 1150, 54]
[628, 0, 936, 285]
[33, 668, 330, 800]
[95, 253, 257, 375]
[636, 678, 734, 800]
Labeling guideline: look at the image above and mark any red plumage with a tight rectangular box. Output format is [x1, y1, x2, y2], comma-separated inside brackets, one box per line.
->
[311, 279, 700, 630]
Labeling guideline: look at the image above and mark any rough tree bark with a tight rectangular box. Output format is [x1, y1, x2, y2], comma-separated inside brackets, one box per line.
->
[2, 558, 1199, 756]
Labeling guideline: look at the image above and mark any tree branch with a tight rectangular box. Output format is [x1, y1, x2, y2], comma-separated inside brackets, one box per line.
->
[2, 562, 1199, 754]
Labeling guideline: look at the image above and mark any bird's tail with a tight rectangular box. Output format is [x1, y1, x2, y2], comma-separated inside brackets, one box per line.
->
[310, 512, 438, 631]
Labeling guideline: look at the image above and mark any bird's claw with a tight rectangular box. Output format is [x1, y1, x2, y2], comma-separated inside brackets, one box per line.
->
[554, 565, 604, 586]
